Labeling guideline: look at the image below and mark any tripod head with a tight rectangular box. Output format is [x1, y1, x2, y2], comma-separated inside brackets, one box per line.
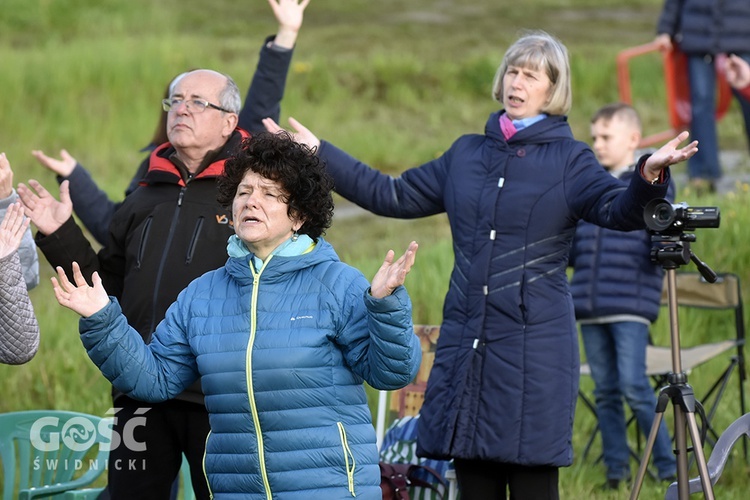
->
[649, 233, 717, 283]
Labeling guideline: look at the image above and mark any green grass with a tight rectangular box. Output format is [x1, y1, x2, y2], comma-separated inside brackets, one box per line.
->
[2, 0, 750, 498]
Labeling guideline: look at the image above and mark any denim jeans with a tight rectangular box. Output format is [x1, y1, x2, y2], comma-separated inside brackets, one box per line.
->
[581, 322, 676, 480]
[687, 54, 750, 180]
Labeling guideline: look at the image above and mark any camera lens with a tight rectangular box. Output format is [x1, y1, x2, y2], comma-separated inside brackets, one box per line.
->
[654, 205, 673, 224]
[644, 198, 675, 232]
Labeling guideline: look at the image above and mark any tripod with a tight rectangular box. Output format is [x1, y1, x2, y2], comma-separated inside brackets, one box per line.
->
[630, 234, 716, 500]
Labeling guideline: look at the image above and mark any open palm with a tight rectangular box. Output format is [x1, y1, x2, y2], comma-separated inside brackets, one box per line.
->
[0, 202, 30, 260]
[370, 241, 419, 299]
[52, 262, 110, 318]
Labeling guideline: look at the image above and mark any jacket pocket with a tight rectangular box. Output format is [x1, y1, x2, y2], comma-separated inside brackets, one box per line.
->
[185, 216, 204, 265]
[136, 217, 153, 269]
[336, 422, 356, 497]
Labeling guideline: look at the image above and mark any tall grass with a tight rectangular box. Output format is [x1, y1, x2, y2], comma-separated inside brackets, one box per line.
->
[2, 0, 749, 498]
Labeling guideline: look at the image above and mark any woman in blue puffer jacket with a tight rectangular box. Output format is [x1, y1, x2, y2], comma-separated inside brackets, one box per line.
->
[51, 132, 422, 499]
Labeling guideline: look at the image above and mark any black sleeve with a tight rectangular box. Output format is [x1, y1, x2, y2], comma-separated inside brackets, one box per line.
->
[237, 36, 294, 133]
[58, 157, 149, 246]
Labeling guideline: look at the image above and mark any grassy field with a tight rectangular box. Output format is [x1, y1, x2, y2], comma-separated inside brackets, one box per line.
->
[2, 0, 750, 498]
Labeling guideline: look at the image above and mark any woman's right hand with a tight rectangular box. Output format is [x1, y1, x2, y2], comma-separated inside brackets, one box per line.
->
[52, 262, 110, 318]
[17, 179, 72, 236]
[263, 117, 322, 151]
[31, 149, 77, 177]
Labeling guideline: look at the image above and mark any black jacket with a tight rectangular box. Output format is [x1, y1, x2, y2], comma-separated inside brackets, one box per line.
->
[37, 130, 250, 404]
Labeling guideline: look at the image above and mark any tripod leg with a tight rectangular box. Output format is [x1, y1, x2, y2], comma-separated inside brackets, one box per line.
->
[685, 411, 715, 500]
[629, 409, 665, 500]
[673, 405, 690, 499]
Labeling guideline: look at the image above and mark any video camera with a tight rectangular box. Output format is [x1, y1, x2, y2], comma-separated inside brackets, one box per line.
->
[643, 199, 720, 236]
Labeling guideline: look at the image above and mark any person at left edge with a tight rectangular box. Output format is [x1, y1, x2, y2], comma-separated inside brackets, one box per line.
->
[51, 131, 421, 499]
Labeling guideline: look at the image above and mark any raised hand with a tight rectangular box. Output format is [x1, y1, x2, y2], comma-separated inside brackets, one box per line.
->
[370, 241, 419, 299]
[263, 117, 321, 151]
[268, 0, 311, 49]
[0, 152, 14, 199]
[31, 149, 77, 177]
[17, 179, 73, 235]
[0, 202, 31, 260]
[52, 262, 110, 318]
[643, 131, 699, 179]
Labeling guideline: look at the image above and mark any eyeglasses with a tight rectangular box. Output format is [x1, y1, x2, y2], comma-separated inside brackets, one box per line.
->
[162, 97, 233, 114]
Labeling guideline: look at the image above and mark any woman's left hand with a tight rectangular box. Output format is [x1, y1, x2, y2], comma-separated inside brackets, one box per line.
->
[370, 241, 419, 299]
[643, 131, 699, 180]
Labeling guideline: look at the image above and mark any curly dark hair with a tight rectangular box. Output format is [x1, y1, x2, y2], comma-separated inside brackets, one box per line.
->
[216, 131, 334, 240]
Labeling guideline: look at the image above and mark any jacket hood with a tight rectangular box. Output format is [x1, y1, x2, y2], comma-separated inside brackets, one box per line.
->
[224, 237, 340, 286]
[485, 111, 575, 145]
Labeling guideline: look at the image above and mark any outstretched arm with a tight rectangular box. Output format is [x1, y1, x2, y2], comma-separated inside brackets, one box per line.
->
[54, 262, 198, 401]
[31, 149, 132, 245]
[336, 242, 422, 391]
[642, 131, 698, 182]
[268, 0, 310, 49]
[238, 0, 311, 133]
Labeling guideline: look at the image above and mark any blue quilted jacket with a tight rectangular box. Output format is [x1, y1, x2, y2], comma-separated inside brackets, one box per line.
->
[79, 238, 421, 499]
[318, 111, 669, 467]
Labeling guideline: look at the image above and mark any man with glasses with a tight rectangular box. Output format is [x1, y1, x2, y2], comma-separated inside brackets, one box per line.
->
[31, 0, 308, 249]
[19, 2, 311, 498]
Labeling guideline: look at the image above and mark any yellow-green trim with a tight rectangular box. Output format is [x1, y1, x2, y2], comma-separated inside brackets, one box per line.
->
[337, 422, 357, 496]
[246, 257, 274, 499]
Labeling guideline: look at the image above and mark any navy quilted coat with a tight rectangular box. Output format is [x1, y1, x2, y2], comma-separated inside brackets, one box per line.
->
[78, 238, 421, 499]
[318, 111, 669, 467]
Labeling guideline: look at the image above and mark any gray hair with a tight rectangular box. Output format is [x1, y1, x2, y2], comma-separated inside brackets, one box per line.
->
[218, 73, 242, 114]
[491, 30, 572, 116]
[169, 69, 242, 114]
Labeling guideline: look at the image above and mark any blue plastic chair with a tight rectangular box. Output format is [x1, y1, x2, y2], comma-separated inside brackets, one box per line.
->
[0, 410, 110, 499]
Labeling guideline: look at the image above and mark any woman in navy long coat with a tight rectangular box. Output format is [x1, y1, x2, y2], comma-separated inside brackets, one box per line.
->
[264, 30, 698, 500]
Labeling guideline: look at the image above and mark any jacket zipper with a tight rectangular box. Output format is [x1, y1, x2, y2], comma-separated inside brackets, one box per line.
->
[246, 257, 274, 499]
[148, 185, 187, 334]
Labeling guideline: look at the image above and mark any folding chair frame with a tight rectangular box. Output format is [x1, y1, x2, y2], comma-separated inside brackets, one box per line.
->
[578, 271, 747, 470]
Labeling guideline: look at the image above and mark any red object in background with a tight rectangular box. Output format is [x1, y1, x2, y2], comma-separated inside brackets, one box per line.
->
[617, 42, 733, 147]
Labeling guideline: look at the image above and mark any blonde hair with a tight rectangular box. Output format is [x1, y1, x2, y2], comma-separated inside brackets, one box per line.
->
[491, 30, 572, 116]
